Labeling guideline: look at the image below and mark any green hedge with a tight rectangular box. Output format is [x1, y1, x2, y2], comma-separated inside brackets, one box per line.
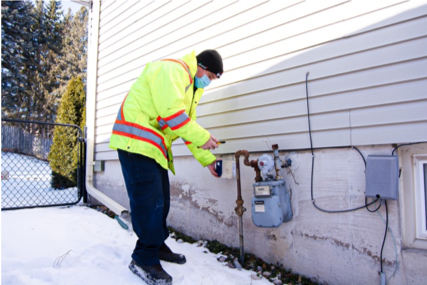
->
[49, 77, 86, 189]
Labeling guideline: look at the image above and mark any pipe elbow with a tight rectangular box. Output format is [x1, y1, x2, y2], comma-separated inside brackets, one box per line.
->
[235, 149, 249, 160]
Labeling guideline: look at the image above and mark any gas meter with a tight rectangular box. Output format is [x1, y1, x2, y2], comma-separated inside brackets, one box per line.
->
[251, 145, 293, 228]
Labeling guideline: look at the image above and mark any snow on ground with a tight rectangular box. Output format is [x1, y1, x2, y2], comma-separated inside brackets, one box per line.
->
[1, 152, 78, 208]
[1, 204, 273, 285]
[1, 152, 272, 284]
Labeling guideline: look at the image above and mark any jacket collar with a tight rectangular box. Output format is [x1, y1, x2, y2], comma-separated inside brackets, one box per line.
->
[181, 50, 197, 78]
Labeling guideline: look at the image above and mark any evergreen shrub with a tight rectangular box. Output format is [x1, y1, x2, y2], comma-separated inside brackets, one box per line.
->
[49, 77, 85, 189]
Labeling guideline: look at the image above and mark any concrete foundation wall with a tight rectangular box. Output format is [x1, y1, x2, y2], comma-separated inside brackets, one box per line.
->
[93, 144, 427, 285]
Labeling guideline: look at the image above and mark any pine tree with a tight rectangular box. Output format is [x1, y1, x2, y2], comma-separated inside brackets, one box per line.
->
[49, 77, 86, 189]
[11, 0, 63, 125]
[1, 1, 35, 119]
[45, 0, 64, 92]
[2, 0, 88, 137]
[37, 0, 64, 122]
[24, 1, 51, 128]
[58, 6, 88, 93]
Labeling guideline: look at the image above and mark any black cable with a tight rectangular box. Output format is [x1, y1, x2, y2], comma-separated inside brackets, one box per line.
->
[380, 200, 388, 273]
[304, 73, 414, 278]
[305, 72, 380, 213]
[365, 196, 381, 212]
[352, 146, 367, 167]
[305, 73, 314, 153]
[392, 142, 427, 155]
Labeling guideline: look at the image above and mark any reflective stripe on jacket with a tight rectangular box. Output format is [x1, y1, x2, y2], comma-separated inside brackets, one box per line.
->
[109, 51, 216, 174]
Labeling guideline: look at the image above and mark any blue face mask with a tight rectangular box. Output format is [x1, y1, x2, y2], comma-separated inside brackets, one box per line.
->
[195, 71, 211, 89]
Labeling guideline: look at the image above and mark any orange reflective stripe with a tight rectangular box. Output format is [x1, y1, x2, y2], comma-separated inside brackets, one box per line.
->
[163, 109, 186, 121]
[159, 109, 191, 131]
[114, 93, 168, 159]
[162, 59, 193, 92]
[113, 120, 168, 158]
[157, 116, 168, 130]
[182, 138, 192, 145]
[112, 130, 167, 159]
[119, 93, 128, 121]
[115, 120, 167, 149]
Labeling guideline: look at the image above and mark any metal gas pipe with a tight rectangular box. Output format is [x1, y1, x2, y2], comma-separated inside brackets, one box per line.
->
[234, 150, 261, 264]
[272, 144, 283, 180]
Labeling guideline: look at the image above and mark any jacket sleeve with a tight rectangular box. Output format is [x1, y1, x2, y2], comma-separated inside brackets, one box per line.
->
[149, 62, 210, 147]
[183, 139, 217, 167]
[182, 106, 216, 166]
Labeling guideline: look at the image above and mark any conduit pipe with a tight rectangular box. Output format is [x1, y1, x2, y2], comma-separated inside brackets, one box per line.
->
[234, 150, 250, 264]
[85, 0, 128, 217]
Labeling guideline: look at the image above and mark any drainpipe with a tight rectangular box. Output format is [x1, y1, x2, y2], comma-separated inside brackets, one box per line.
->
[234, 150, 250, 264]
[85, 0, 128, 216]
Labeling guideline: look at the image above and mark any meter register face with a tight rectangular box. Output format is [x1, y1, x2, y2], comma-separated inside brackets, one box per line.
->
[254, 185, 271, 197]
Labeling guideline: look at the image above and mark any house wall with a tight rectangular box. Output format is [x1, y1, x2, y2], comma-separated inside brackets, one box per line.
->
[87, 0, 427, 284]
[93, 0, 427, 160]
[93, 143, 427, 285]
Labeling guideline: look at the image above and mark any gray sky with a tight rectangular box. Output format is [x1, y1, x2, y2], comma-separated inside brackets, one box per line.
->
[62, 0, 83, 14]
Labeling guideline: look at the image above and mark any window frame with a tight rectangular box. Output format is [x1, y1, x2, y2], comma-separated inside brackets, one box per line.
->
[414, 155, 427, 240]
[399, 143, 427, 250]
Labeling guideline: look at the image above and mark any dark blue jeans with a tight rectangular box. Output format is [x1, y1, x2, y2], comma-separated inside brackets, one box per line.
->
[118, 149, 170, 266]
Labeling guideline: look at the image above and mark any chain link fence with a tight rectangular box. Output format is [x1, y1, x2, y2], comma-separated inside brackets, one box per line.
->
[1, 118, 86, 210]
[2, 124, 53, 160]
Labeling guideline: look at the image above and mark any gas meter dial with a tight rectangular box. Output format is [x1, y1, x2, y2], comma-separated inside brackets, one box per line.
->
[254, 185, 271, 197]
[258, 153, 274, 176]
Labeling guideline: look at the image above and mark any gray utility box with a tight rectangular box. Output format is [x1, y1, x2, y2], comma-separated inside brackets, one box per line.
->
[251, 179, 293, 228]
[94, 161, 105, 172]
[365, 155, 399, 200]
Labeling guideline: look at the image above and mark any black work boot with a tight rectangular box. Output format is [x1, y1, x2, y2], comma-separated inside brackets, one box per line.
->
[128, 260, 172, 285]
[159, 243, 186, 264]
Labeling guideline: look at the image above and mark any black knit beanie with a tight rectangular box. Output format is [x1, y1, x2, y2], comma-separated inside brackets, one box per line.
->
[196, 50, 223, 78]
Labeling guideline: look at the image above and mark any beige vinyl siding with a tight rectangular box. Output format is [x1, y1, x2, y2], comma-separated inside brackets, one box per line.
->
[93, 0, 427, 161]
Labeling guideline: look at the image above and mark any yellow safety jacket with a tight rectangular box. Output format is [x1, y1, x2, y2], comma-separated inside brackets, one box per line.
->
[109, 51, 216, 174]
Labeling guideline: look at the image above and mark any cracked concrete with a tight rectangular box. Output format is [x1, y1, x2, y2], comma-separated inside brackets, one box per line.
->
[93, 146, 427, 285]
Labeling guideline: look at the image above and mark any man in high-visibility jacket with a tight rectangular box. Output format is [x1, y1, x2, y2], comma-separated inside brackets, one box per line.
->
[109, 50, 223, 285]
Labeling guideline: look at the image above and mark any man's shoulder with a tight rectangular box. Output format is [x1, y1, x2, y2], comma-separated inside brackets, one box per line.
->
[148, 59, 185, 74]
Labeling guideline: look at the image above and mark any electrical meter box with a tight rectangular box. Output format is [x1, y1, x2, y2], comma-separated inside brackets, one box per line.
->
[365, 155, 399, 200]
[251, 179, 293, 228]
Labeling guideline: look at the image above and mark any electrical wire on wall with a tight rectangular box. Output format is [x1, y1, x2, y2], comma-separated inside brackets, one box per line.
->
[304, 71, 427, 213]
[380, 200, 389, 282]
[304, 72, 427, 283]
[304, 72, 380, 213]
[392, 142, 427, 155]
[304, 72, 395, 283]
[374, 199, 399, 283]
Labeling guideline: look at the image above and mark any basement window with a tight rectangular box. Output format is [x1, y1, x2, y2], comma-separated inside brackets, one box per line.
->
[414, 155, 427, 240]
[400, 144, 427, 250]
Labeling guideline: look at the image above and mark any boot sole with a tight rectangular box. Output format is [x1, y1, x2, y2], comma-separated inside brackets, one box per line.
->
[128, 262, 172, 285]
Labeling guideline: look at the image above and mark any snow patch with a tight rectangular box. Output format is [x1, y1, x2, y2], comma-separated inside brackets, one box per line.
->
[2, 206, 272, 285]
